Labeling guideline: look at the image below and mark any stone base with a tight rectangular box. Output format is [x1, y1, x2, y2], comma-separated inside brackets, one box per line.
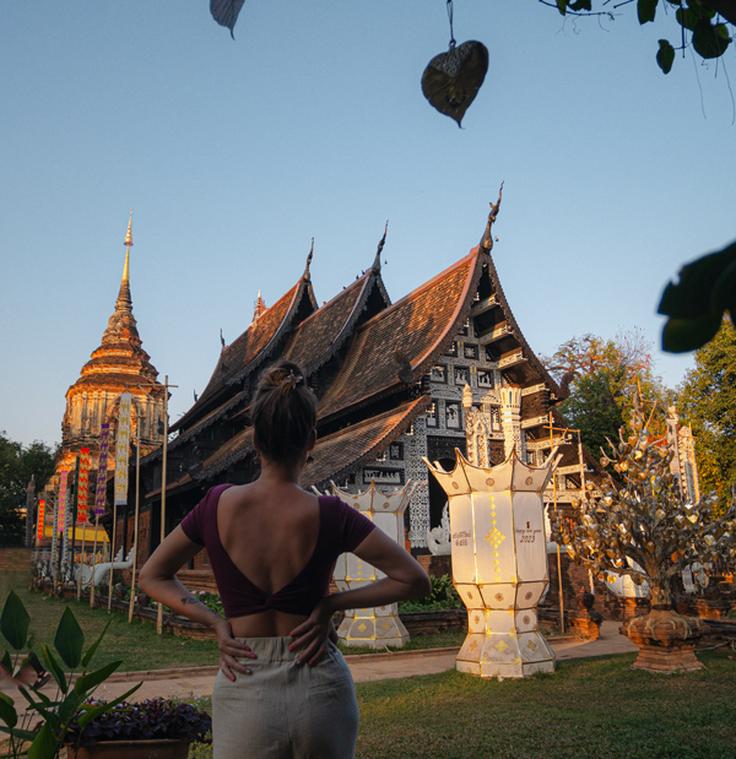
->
[456, 630, 555, 679]
[338, 611, 410, 649]
[631, 643, 704, 673]
[625, 609, 705, 674]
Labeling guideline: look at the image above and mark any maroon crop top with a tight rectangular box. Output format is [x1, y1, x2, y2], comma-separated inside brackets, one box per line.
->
[179, 484, 376, 619]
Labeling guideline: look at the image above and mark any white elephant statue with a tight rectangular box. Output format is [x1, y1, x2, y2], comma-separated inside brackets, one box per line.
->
[77, 546, 135, 587]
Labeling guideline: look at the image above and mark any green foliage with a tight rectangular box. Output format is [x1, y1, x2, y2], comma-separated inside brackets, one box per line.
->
[658, 240, 736, 353]
[545, 331, 671, 456]
[0, 591, 138, 759]
[0, 591, 30, 650]
[549, 0, 734, 74]
[0, 432, 57, 546]
[399, 574, 462, 612]
[678, 319, 736, 511]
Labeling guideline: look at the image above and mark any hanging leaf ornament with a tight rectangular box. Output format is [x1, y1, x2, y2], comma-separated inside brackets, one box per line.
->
[421, 2, 488, 127]
[210, 0, 246, 39]
[422, 41, 489, 127]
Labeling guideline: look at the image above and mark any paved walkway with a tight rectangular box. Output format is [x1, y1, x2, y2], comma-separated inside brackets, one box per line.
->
[83, 621, 634, 703]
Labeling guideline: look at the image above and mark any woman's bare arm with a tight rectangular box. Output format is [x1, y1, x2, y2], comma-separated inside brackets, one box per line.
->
[289, 529, 430, 664]
[324, 528, 431, 612]
[138, 526, 255, 680]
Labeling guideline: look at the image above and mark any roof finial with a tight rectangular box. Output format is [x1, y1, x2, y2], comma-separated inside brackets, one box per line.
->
[252, 289, 267, 322]
[122, 210, 133, 283]
[481, 182, 504, 252]
[372, 220, 388, 272]
[303, 237, 314, 280]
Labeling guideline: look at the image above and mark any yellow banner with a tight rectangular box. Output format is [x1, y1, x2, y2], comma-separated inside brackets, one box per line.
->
[114, 393, 132, 506]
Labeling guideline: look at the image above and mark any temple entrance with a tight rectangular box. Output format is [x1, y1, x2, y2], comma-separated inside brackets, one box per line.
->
[428, 457, 454, 529]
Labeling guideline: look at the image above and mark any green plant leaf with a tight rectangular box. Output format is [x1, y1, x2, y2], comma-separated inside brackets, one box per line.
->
[661, 314, 723, 353]
[0, 692, 17, 728]
[659, 241, 736, 319]
[692, 19, 731, 58]
[73, 659, 122, 695]
[1, 649, 12, 676]
[711, 256, 736, 317]
[53, 607, 84, 669]
[570, 0, 592, 9]
[556, 0, 568, 15]
[41, 645, 67, 694]
[28, 722, 58, 759]
[638, 0, 658, 24]
[656, 39, 675, 73]
[0, 591, 30, 650]
[81, 619, 111, 667]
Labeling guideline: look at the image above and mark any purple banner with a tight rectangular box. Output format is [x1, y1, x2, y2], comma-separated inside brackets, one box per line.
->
[94, 422, 111, 515]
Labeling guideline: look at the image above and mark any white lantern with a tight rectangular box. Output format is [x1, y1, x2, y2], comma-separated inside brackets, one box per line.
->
[424, 449, 558, 678]
[332, 481, 415, 649]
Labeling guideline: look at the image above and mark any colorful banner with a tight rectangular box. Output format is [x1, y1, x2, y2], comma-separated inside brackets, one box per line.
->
[94, 422, 111, 515]
[57, 471, 69, 533]
[36, 499, 46, 544]
[114, 393, 132, 506]
[77, 447, 91, 524]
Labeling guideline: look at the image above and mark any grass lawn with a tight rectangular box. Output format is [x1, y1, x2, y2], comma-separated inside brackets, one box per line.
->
[0, 557, 462, 671]
[189, 651, 736, 759]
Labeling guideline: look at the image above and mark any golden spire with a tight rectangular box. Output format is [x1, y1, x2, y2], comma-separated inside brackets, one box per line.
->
[122, 211, 133, 283]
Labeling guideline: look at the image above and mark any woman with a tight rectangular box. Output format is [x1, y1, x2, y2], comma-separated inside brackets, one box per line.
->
[139, 361, 430, 758]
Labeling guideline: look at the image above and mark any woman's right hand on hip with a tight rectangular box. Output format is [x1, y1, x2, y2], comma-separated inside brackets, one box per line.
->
[214, 619, 257, 681]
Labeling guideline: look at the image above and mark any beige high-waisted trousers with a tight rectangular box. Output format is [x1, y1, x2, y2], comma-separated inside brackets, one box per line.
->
[212, 636, 359, 759]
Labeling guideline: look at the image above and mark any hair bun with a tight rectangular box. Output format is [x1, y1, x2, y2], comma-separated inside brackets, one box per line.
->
[278, 368, 304, 394]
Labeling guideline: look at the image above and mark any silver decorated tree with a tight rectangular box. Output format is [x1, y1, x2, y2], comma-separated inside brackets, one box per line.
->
[558, 406, 736, 607]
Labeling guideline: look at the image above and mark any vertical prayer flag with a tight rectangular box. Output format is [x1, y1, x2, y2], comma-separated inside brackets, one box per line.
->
[77, 447, 91, 524]
[114, 393, 132, 506]
[36, 499, 46, 543]
[94, 422, 111, 515]
[57, 471, 69, 533]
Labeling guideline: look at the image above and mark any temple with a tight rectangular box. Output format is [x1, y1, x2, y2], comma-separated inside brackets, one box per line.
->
[128, 206, 586, 569]
[50, 215, 166, 490]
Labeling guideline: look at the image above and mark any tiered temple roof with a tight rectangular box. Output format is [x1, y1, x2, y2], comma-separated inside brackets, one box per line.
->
[131, 214, 585, 562]
[55, 215, 165, 479]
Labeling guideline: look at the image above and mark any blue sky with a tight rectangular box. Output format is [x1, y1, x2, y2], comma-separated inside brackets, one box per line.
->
[1, 1, 734, 447]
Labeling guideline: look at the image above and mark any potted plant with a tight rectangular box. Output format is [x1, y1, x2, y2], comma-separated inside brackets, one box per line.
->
[556, 401, 736, 673]
[0, 591, 140, 759]
[65, 698, 211, 759]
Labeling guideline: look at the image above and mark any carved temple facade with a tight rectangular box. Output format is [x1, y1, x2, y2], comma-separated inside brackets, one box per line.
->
[126, 218, 587, 566]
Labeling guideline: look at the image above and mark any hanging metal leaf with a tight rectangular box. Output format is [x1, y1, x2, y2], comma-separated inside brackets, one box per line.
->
[210, 0, 246, 39]
[421, 40, 489, 127]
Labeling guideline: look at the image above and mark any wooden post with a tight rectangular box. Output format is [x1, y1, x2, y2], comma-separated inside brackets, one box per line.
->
[107, 503, 117, 612]
[76, 526, 87, 601]
[548, 412, 565, 634]
[128, 429, 141, 624]
[156, 375, 173, 635]
[89, 515, 100, 607]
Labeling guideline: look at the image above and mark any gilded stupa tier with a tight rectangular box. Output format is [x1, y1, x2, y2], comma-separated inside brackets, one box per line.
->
[56, 215, 165, 478]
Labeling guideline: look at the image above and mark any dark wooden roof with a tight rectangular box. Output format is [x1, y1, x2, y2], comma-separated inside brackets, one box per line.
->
[318, 247, 484, 420]
[283, 266, 389, 375]
[198, 395, 429, 485]
[173, 275, 317, 432]
[303, 396, 430, 486]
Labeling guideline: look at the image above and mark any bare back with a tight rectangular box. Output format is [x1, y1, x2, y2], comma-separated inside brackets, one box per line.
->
[217, 481, 320, 637]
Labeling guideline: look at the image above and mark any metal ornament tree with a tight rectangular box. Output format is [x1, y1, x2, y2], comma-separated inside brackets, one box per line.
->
[331, 481, 415, 649]
[425, 440, 559, 679]
[556, 401, 736, 672]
